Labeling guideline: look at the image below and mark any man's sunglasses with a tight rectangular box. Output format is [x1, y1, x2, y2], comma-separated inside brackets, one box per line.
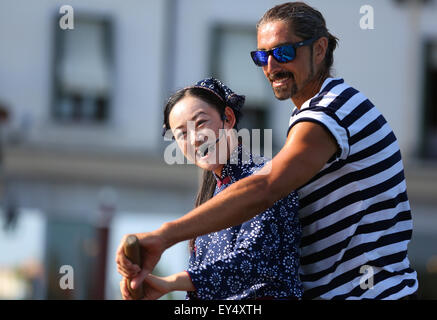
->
[250, 37, 319, 67]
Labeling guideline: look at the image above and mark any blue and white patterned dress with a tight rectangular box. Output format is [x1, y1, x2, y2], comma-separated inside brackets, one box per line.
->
[186, 144, 303, 300]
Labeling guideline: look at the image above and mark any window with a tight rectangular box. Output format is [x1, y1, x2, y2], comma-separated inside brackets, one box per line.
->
[421, 39, 437, 159]
[52, 15, 113, 124]
[209, 24, 272, 152]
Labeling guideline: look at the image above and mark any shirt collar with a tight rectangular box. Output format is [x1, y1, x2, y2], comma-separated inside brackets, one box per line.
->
[213, 144, 253, 187]
[299, 77, 343, 111]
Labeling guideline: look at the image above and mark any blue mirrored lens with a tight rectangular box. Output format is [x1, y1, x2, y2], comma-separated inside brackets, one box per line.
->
[251, 51, 268, 66]
[273, 44, 295, 63]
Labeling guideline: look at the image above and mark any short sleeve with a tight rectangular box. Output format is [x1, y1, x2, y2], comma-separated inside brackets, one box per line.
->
[288, 109, 350, 161]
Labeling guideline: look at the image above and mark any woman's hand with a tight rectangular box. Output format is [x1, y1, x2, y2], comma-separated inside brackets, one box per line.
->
[120, 272, 195, 300]
[120, 274, 173, 300]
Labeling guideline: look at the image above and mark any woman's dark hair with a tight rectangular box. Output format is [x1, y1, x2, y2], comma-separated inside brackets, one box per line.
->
[163, 87, 242, 252]
[257, 2, 338, 79]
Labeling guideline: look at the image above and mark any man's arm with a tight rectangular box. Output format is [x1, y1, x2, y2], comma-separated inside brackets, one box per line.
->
[117, 121, 337, 288]
[161, 121, 338, 246]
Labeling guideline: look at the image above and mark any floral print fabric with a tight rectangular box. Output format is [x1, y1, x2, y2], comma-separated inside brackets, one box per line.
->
[186, 145, 303, 300]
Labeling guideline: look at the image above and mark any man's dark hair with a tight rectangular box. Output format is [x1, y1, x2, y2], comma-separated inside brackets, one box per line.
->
[257, 2, 338, 78]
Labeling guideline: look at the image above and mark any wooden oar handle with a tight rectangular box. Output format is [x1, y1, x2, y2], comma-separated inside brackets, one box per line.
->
[123, 235, 145, 299]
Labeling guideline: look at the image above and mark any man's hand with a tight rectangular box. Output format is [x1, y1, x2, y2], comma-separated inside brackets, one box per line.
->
[116, 230, 168, 290]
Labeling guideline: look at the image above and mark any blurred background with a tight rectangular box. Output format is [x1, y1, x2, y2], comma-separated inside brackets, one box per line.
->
[0, 0, 436, 300]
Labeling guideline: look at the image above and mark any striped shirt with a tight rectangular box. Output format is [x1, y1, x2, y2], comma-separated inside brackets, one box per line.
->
[288, 77, 418, 299]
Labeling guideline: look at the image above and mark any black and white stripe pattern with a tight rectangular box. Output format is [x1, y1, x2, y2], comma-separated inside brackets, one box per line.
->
[288, 78, 418, 299]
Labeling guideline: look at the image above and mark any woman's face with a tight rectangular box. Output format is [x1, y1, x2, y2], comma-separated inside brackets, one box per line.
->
[169, 95, 231, 174]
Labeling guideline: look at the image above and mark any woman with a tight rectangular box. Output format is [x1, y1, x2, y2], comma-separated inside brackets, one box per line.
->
[119, 78, 302, 300]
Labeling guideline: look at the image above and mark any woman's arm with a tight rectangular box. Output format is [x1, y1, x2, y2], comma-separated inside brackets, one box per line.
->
[169, 271, 196, 292]
[117, 121, 337, 289]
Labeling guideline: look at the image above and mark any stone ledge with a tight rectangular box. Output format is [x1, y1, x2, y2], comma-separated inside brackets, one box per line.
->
[2, 145, 200, 190]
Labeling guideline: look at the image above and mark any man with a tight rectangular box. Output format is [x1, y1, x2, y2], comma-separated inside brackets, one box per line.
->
[117, 2, 418, 299]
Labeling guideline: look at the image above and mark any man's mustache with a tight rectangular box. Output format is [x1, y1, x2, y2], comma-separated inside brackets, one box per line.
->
[269, 71, 294, 82]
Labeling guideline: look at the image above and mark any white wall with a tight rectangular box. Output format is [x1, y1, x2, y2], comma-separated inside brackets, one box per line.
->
[0, 0, 167, 152]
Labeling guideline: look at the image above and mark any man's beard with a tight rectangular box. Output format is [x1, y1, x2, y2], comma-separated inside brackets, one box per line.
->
[269, 71, 295, 100]
[270, 61, 316, 101]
